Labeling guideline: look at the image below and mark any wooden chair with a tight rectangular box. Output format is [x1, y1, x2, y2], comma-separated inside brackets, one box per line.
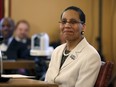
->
[94, 61, 113, 87]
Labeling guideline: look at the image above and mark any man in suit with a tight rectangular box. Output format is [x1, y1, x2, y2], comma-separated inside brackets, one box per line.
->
[0, 18, 28, 60]
[13, 20, 31, 59]
[0, 18, 33, 75]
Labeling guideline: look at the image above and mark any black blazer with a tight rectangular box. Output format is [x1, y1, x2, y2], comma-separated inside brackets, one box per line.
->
[4, 38, 30, 60]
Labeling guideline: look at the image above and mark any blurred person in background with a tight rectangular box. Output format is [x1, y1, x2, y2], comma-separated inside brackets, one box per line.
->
[14, 20, 31, 49]
[13, 20, 34, 75]
[0, 17, 28, 60]
[14, 20, 31, 59]
[0, 17, 31, 75]
[14, 20, 48, 78]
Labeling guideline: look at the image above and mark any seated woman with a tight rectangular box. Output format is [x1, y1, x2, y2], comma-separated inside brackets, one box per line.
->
[45, 6, 101, 87]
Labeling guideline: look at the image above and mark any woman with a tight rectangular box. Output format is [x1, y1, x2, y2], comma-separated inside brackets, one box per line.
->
[45, 6, 101, 87]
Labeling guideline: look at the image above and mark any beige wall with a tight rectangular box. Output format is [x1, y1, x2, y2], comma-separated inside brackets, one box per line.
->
[10, 0, 116, 77]
[102, 0, 116, 76]
[102, 0, 112, 61]
[11, 0, 99, 45]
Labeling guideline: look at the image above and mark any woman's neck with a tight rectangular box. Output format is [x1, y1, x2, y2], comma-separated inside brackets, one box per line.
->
[66, 36, 84, 51]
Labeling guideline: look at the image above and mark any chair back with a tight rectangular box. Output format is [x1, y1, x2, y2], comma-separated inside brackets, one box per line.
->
[94, 61, 113, 87]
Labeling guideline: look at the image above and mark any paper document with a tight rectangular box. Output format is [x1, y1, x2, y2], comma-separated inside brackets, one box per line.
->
[1, 74, 35, 79]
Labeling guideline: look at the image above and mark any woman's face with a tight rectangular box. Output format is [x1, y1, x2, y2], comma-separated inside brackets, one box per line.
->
[60, 10, 85, 42]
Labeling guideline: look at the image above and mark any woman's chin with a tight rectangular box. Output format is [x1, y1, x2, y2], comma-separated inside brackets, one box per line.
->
[64, 36, 73, 41]
[64, 32, 73, 36]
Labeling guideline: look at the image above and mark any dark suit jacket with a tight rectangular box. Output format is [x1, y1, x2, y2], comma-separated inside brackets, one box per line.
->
[19, 38, 32, 59]
[4, 38, 30, 60]
[24, 38, 31, 47]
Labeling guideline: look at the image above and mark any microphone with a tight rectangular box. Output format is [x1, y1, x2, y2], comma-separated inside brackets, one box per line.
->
[0, 46, 10, 82]
[0, 31, 10, 82]
[0, 51, 3, 76]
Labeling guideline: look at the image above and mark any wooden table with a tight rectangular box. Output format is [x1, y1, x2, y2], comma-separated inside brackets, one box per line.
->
[3, 60, 35, 69]
[0, 78, 58, 87]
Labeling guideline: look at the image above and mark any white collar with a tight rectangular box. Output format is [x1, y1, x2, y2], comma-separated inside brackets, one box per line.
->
[15, 37, 27, 43]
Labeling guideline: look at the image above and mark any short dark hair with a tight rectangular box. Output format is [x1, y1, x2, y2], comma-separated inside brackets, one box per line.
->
[60, 6, 86, 24]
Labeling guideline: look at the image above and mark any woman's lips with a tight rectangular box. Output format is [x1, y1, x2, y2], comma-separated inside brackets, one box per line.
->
[63, 29, 74, 34]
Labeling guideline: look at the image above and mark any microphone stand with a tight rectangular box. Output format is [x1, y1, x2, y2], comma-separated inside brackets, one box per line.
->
[0, 36, 10, 82]
[0, 51, 10, 82]
[0, 35, 3, 78]
[0, 51, 3, 78]
[0, 35, 4, 78]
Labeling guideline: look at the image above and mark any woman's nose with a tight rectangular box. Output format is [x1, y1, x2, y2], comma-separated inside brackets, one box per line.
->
[64, 22, 72, 27]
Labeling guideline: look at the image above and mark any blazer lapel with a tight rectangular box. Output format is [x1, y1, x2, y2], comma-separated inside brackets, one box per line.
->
[60, 51, 78, 70]
[56, 44, 66, 70]
[60, 38, 89, 70]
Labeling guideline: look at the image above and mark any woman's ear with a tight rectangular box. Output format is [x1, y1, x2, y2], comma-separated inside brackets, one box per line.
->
[82, 23, 86, 32]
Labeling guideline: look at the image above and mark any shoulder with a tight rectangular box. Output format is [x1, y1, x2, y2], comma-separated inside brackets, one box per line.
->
[86, 44, 100, 58]
[82, 44, 101, 67]
[79, 43, 101, 70]
[11, 38, 26, 47]
[78, 38, 101, 62]
[53, 43, 66, 53]
[50, 43, 66, 60]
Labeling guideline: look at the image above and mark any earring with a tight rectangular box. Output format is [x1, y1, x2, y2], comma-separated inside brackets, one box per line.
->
[81, 31, 84, 35]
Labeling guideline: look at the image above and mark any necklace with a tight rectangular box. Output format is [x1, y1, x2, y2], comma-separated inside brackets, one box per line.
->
[63, 48, 70, 56]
